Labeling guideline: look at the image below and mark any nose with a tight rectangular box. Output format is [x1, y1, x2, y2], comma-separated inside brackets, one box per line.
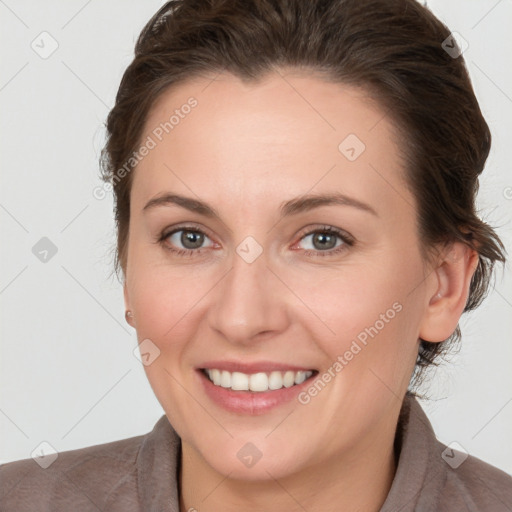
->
[207, 247, 290, 346]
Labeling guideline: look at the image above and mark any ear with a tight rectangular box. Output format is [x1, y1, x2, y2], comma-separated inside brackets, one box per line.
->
[123, 281, 130, 310]
[124, 280, 135, 328]
[419, 243, 479, 342]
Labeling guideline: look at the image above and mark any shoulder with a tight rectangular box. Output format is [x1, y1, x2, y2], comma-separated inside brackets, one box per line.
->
[437, 442, 512, 511]
[385, 394, 512, 512]
[0, 432, 146, 511]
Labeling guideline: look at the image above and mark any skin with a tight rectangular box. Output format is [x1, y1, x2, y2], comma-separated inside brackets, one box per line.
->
[123, 69, 478, 512]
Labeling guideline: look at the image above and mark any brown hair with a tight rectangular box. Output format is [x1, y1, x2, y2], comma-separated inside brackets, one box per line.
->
[100, 0, 506, 394]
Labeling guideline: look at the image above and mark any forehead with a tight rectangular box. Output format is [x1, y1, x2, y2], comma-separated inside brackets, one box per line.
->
[132, 70, 411, 217]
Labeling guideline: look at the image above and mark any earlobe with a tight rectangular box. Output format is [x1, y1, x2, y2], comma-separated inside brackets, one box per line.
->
[419, 243, 479, 342]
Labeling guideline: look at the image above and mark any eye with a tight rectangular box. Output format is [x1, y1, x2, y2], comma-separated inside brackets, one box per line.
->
[295, 226, 354, 257]
[158, 224, 354, 258]
[159, 225, 216, 256]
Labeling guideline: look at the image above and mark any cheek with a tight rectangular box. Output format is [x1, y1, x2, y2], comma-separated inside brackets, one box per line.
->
[286, 254, 422, 370]
[128, 266, 215, 427]
[131, 268, 210, 341]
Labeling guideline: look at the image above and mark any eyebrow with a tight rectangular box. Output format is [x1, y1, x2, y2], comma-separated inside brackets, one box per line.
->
[143, 192, 378, 218]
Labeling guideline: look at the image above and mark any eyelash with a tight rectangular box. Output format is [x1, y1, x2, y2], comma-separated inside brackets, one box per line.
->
[157, 224, 355, 258]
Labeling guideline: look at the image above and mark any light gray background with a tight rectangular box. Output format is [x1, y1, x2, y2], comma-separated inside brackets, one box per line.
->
[1, 0, 511, 474]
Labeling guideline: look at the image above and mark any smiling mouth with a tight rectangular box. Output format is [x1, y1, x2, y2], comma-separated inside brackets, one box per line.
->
[201, 368, 318, 392]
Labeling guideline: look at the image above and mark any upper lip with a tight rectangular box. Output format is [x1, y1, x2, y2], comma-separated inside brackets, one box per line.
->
[198, 360, 317, 374]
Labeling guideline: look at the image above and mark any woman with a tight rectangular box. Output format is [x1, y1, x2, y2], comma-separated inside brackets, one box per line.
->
[1, 0, 511, 510]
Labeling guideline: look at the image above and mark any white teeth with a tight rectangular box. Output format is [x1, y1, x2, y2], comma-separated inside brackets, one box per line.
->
[211, 368, 221, 385]
[204, 368, 314, 392]
[249, 372, 268, 392]
[220, 370, 231, 388]
[231, 372, 249, 391]
[268, 371, 283, 390]
[294, 370, 307, 385]
[283, 370, 295, 388]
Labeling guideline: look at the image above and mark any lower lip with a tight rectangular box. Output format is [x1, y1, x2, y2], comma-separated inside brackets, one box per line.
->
[197, 370, 316, 415]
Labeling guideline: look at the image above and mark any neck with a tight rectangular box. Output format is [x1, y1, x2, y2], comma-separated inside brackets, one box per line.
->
[178, 409, 400, 512]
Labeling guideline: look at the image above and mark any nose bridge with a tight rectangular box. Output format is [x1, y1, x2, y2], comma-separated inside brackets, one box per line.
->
[208, 242, 288, 344]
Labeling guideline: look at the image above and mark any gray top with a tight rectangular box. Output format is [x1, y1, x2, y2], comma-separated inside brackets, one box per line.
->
[1, 393, 511, 511]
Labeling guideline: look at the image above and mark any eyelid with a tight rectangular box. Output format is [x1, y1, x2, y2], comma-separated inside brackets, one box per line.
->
[293, 224, 355, 246]
[160, 222, 215, 242]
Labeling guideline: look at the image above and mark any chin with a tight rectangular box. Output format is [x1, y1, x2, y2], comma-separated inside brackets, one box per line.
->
[193, 432, 314, 481]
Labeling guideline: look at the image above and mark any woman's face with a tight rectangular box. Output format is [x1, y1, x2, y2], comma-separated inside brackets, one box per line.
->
[124, 70, 434, 479]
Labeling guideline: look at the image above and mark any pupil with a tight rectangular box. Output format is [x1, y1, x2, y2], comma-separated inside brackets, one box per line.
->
[314, 232, 336, 250]
[182, 231, 204, 249]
